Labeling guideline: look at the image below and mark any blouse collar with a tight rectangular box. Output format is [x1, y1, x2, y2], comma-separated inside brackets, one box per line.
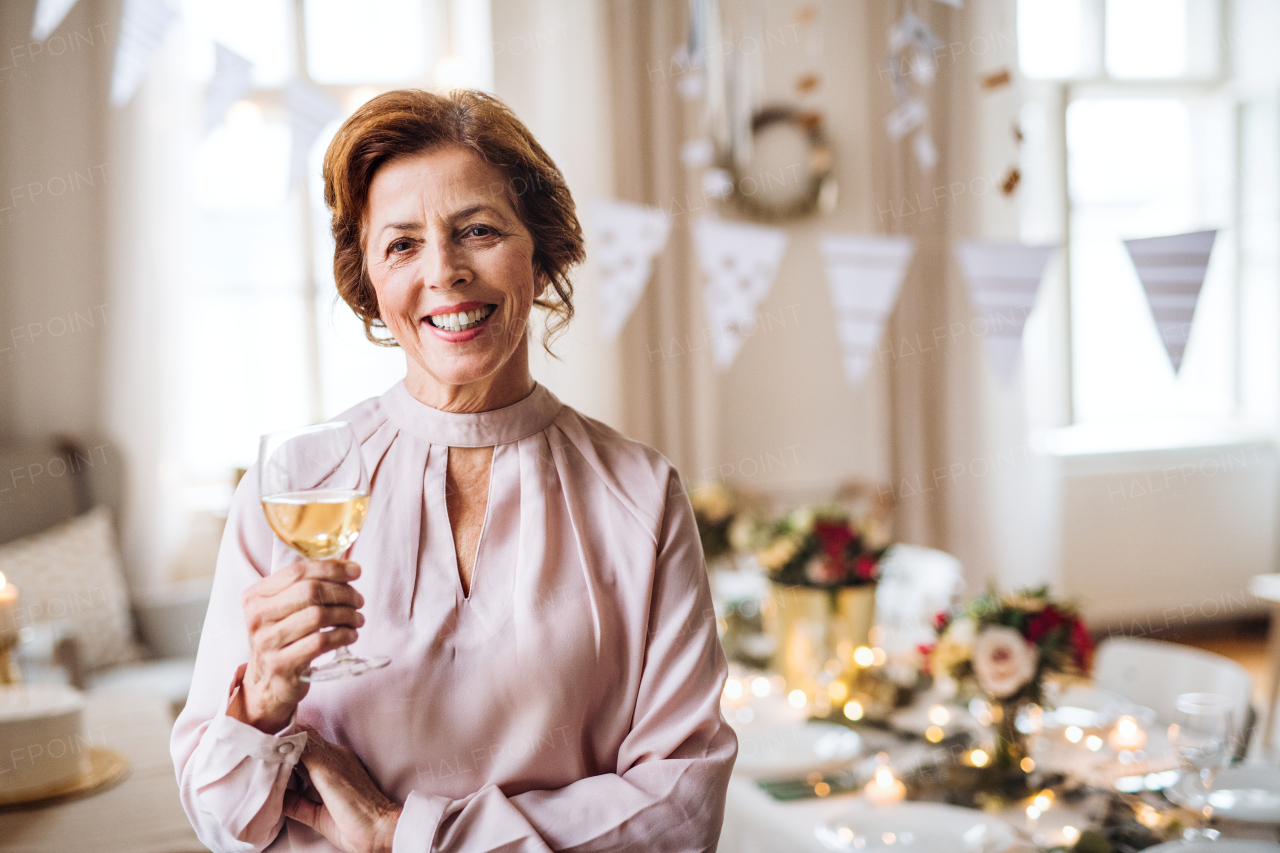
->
[380, 380, 563, 447]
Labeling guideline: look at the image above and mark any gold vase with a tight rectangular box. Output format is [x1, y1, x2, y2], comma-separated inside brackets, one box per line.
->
[764, 582, 876, 704]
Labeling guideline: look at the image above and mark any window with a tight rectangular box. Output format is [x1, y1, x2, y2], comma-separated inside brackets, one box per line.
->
[175, 0, 493, 510]
[1016, 0, 1279, 436]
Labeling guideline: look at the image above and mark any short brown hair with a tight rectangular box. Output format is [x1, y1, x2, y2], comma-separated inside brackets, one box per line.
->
[322, 89, 584, 350]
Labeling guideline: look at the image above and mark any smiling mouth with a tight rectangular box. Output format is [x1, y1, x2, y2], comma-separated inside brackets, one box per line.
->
[425, 305, 496, 332]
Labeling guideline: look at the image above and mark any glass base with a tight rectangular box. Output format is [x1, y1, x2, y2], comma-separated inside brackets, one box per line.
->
[301, 654, 390, 682]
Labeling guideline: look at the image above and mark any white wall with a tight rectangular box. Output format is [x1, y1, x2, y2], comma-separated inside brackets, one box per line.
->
[1054, 438, 1277, 630]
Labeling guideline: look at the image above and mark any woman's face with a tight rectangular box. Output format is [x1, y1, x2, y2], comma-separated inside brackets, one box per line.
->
[363, 146, 542, 408]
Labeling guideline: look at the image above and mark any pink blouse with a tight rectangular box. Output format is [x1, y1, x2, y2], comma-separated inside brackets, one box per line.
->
[171, 382, 736, 852]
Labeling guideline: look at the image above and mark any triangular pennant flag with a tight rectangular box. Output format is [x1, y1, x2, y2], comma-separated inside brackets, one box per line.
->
[955, 241, 1055, 383]
[1123, 229, 1217, 372]
[285, 82, 343, 186]
[110, 0, 177, 107]
[589, 200, 671, 340]
[694, 218, 788, 369]
[819, 234, 915, 385]
[206, 43, 255, 133]
[31, 0, 79, 41]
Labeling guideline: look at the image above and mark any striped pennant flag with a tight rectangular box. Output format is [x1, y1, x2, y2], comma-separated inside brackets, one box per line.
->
[285, 82, 343, 187]
[109, 0, 177, 107]
[819, 234, 915, 385]
[1123, 230, 1217, 372]
[31, 0, 80, 41]
[955, 241, 1055, 383]
[205, 44, 255, 133]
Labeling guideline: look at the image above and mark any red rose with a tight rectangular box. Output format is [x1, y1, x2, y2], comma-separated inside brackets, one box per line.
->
[933, 610, 950, 632]
[917, 643, 935, 674]
[814, 519, 855, 564]
[1024, 605, 1065, 644]
[1070, 618, 1093, 672]
[854, 554, 879, 581]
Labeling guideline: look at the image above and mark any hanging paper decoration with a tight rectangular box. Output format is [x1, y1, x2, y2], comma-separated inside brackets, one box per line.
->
[589, 200, 672, 340]
[1123, 229, 1217, 372]
[886, 11, 943, 171]
[205, 44, 255, 133]
[694, 218, 788, 369]
[820, 234, 916, 385]
[31, 0, 79, 41]
[110, 0, 178, 107]
[955, 241, 1055, 383]
[285, 82, 343, 186]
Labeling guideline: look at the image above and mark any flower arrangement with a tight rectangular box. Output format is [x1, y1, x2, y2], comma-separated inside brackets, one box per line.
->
[688, 481, 742, 564]
[753, 506, 889, 588]
[926, 586, 1093, 703]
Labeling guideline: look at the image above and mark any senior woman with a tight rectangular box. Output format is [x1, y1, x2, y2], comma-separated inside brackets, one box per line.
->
[171, 89, 736, 853]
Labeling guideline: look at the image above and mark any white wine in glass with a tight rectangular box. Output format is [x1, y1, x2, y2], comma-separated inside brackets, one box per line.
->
[258, 422, 389, 681]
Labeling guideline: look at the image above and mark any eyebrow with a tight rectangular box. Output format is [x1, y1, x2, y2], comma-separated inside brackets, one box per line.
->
[375, 205, 508, 238]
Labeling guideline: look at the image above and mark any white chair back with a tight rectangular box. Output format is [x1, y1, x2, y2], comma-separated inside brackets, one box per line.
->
[873, 544, 964, 653]
[1092, 636, 1253, 729]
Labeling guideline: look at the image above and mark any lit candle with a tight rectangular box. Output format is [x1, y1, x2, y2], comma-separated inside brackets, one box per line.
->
[0, 572, 18, 645]
[863, 766, 906, 805]
[1109, 715, 1147, 751]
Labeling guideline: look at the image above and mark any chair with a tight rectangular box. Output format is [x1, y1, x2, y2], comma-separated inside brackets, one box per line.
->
[1093, 636, 1254, 755]
[873, 544, 964, 654]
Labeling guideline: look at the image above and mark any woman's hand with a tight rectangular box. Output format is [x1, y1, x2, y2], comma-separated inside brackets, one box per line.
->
[284, 725, 402, 853]
[230, 560, 365, 733]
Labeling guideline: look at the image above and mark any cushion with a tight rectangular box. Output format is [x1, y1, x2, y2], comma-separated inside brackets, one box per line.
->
[0, 506, 140, 671]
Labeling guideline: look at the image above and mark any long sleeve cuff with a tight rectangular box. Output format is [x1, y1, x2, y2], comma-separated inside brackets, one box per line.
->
[392, 790, 451, 852]
[188, 669, 309, 842]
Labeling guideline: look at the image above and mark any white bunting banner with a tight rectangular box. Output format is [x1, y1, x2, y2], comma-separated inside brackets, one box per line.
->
[206, 43, 254, 133]
[110, 0, 177, 107]
[589, 200, 671, 340]
[31, 0, 80, 41]
[955, 241, 1055, 383]
[1123, 229, 1217, 372]
[694, 218, 788, 370]
[819, 234, 915, 386]
[285, 82, 343, 186]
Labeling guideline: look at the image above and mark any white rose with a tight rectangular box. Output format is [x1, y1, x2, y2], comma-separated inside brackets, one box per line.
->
[972, 626, 1039, 699]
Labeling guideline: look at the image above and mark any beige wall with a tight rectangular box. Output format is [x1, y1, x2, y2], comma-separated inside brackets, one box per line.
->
[0, 0, 112, 441]
[491, 0, 624, 429]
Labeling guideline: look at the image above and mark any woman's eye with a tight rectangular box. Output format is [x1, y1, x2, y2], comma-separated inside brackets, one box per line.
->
[465, 225, 496, 238]
[389, 239, 413, 254]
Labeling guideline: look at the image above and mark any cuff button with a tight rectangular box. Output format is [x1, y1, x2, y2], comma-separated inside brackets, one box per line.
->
[276, 742, 296, 755]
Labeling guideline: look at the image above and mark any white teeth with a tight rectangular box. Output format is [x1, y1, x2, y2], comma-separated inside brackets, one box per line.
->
[429, 306, 493, 332]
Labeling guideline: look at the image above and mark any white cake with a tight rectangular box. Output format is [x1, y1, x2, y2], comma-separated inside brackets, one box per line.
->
[0, 684, 87, 799]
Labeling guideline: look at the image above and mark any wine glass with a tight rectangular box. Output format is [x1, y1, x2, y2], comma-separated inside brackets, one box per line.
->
[258, 422, 389, 681]
[1169, 692, 1233, 835]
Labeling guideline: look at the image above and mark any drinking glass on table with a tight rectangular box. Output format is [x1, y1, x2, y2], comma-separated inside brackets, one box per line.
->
[258, 421, 389, 681]
[1169, 692, 1233, 833]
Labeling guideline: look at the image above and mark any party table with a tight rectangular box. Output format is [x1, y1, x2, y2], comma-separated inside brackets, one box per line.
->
[717, 717, 1280, 853]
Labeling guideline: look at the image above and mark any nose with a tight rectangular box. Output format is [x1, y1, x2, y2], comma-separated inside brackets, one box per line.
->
[421, 237, 472, 290]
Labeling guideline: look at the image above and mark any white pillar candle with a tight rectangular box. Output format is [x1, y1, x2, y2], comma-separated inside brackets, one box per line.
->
[0, 573, 18, 646]
[1109, 715, 1147, 751]
[863, 766, 906, 805]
